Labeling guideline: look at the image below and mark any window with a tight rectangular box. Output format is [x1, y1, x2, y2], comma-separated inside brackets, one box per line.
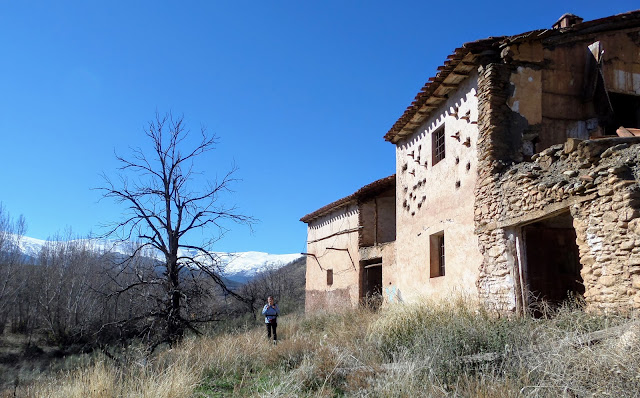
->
[327, 269, 333, 285]
[432, 126, 445, 165]
[430, 232, 445, 277]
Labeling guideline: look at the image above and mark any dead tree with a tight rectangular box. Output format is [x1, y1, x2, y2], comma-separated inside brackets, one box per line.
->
[99, 113, 253, 347]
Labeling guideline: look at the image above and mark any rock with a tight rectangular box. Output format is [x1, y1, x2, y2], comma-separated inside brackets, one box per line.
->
[564, 138, 583, 154]
[620, 208, 640, 222]
[621, 240, 636, 250]
[604, 211, 619, 223]
[600, 275, 616, 287]
[599, 188, 614, 197]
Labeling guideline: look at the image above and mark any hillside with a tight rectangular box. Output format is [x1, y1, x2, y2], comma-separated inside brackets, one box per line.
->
[8, 299, 640, 397]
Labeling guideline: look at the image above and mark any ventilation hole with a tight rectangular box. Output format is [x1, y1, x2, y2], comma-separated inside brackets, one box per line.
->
[455, 180, 461, 189]
[455, 157, 460, 165]
[466, 162, 471, 171]
[402, 163, 408, 171]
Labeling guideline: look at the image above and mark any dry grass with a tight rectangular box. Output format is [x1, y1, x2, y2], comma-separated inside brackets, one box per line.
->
[5, 299, 640, 397]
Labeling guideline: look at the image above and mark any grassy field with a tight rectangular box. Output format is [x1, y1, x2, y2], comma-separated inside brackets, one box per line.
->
[4, 297, 640, 397]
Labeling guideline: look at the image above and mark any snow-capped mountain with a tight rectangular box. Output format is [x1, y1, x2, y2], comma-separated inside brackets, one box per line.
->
[15, 235, 302, 283]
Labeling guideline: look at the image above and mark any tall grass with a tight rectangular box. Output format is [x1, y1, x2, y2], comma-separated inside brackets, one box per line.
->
[7, 298, 640, 397]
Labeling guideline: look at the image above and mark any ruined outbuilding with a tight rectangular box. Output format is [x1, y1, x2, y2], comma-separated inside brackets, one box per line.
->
[302, 10, 640, 313]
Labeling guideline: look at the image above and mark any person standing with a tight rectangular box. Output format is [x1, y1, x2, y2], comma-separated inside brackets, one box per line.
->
[262, 296, 280, 343]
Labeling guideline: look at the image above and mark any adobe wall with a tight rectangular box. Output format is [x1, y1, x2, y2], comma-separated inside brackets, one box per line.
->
[305, 204, 361, 312]
[360, 188, 396, 247]
[393, 72, 483, 302]
[475, 136, 640, 312]
[498, 28, 640, 159]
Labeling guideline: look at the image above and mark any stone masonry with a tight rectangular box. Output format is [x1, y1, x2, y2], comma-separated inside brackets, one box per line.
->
[476, 136, 640, 312]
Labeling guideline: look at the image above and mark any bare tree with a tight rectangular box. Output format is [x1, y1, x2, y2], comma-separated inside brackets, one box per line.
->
[0, 204, 26, 334]
[99, 113, 253, 347]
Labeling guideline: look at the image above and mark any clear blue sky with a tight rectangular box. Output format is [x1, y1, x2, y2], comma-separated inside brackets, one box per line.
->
[0, 1, 637, 254]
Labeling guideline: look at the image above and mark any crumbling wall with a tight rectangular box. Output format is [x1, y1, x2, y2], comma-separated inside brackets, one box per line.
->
[499, 28, 640, 156]
[475, 62, 520, 311]
[475, 136, 640, 312]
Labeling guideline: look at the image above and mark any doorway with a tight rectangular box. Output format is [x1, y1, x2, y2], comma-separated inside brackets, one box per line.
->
[361, 258, 382, 307]
[521, 212, 584, 308]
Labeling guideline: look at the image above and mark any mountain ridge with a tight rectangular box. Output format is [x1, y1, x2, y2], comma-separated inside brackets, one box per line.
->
[15, 235, 303, 284]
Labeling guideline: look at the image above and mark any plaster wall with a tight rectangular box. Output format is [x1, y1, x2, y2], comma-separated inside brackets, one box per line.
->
[305, 204, 360, 312]
[393, 72, 483, 302]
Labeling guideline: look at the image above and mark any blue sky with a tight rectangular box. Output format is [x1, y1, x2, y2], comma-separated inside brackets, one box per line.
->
[0, 1, 637, 254]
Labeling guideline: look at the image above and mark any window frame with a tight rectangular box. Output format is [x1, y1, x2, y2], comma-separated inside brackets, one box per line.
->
[430, 232, 445, 278]
[327, 269, 334, 285]
[432, 125, 446, 165]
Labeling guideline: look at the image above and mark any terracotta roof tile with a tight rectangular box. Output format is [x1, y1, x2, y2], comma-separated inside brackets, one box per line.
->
[384, 9, 640, 144]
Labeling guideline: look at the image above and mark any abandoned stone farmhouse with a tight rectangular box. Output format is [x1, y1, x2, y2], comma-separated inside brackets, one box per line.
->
[301, 10, 640, 313]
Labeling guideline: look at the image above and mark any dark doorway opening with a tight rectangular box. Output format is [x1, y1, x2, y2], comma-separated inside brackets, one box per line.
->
[360, 258, 382, 307]
[602, 92, 640, 135]
[522, 212, 584, 311]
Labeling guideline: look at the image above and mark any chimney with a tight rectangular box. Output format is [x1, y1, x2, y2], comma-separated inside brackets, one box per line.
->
[553, 13, 583, 29]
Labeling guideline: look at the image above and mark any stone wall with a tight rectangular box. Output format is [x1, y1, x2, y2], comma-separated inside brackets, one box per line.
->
[475, 136, 640, 312]
[474, 62, 520, 311]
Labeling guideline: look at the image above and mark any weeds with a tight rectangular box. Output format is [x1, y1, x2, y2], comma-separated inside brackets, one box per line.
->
[4, 298, 640, 397]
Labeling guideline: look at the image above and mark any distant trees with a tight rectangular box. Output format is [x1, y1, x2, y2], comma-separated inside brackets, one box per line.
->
[239, 257, 306, 319]
[0, 204, 26, 334]
[99, 113, 253, 348]
[0, 202, 305, 349]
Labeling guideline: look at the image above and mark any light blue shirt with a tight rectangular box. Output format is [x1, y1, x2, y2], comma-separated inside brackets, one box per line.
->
[261, 303, 280, 323]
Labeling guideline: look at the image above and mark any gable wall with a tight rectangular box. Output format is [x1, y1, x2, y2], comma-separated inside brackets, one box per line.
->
[305, 204, 361, 312]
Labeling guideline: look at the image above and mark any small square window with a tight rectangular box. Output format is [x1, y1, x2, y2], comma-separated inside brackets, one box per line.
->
[327, 269, 334, 285]
[432, 126, 446, 165]
[430, 232, 445, 277]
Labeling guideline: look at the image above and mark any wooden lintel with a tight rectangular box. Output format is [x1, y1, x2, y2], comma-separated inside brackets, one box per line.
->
[441, 83, 458, 88]
[451, 71, 470, 77]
